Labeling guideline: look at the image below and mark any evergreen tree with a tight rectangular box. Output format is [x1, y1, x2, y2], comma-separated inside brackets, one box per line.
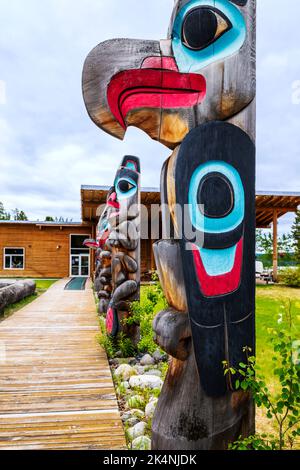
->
[13, 208, 28, 221]
[291, 209, 300, 264]
[0, 202, 11, 220]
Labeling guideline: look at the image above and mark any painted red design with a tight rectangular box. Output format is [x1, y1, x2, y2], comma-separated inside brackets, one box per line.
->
[141, 56, 179, 72]
[192, 238, 243, 297]
[107, 191, 120, 209]
[107, 66, 206, 129]
[106, 307, 114, 334]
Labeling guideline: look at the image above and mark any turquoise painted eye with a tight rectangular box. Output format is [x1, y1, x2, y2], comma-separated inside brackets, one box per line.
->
[116, 177, 137, 200]
[172, 0, 246, 72]
[189, 161, 245, 234]
[182, 7, 232, 51]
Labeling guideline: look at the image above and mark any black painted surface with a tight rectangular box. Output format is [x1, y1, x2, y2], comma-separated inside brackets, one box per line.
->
[174, 121, 255, 397]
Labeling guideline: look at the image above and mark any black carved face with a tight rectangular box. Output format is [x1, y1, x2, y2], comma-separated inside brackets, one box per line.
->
[168, 121, 255, 396]
[108, 156, 141, 225]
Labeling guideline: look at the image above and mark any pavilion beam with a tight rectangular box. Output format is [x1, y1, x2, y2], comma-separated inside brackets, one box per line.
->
[273, 209, 278, 282]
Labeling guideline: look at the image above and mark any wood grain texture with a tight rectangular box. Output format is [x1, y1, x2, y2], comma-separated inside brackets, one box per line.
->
[0, 224, 92, 279]
[0, 279, 126, 450]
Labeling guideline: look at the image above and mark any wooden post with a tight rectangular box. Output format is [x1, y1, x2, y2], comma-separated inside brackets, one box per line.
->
[273, 210, 278, 282]
[82, 0, 256, 451]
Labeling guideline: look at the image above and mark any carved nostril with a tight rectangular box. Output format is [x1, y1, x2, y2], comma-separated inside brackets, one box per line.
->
[141, 56, 178, 72]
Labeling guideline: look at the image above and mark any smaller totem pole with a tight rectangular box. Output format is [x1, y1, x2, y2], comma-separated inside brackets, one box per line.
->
[105, 156, 141, 344]
[86, 156, 141, 342]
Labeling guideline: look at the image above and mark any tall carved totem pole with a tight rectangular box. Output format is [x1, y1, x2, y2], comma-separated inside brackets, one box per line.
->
[85, 156, 141, 342]
[83, 0, 256, 450]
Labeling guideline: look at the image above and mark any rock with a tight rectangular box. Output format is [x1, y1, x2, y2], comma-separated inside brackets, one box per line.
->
[153, 349, 163, 363]
[121, 412, 132, 422]
[126, 395, 145, 410]
[129, 375, 163, 390]
[129, 358, 138, 366]
[130, 409, 145, 419]
[115, 350, 122, 358]
[109, 359, 119, 367]
[145, 398, 158, 419]
[132, 436, 151, 450]
[115, 364, 136, 381]
[127, 417, 140, 427]
[127, 422, 147, 441]
[134, 365, 145, 375]
[140, 354, 155, 366]
[144, 369, 162, 377]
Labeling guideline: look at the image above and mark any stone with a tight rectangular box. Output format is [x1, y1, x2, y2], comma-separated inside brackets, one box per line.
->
[130, 409, 145, 419]
[140, 354, 155, 366]
[127, 422, 147, 441]
[132, 436, 151, 450]
[115, 364, 136, 381]
[145, 398, 158, 419]
[129, 375, 163, 390]
[144, 369, 162, 377]
[121, 412, 132, 422]
[134, 365, 145, 375]
[153, 349, 163, 363]
[127, 417, 140, 427]
[115, 350, 122, 358]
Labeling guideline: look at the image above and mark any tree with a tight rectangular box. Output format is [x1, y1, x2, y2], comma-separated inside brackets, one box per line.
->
[13, 209, 28, 221]
[45, 216, 55, 222]
[291, 209, 300, 264]
[256, 230, 293, 255]
[0, 202, 11, 220]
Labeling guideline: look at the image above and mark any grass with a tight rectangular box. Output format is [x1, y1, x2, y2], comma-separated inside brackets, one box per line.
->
[256, 285, 300, 383]
[138, 283, 300, 445]
[0, 278, 58, 322]
[255, 284, 300, 441]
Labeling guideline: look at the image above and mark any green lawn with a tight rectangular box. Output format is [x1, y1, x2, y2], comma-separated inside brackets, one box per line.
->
[35, 279, 58, 291]
[0, 279, 58, 322]
[256, 285, 300, 383]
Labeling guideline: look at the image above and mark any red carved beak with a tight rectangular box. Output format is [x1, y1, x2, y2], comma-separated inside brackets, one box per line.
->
[107, 191, 120, 210]
[107, 56, 206, 129]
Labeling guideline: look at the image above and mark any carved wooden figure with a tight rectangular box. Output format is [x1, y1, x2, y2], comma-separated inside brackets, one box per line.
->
[82, 0, 256, 450]
[104, 156, 141, 342]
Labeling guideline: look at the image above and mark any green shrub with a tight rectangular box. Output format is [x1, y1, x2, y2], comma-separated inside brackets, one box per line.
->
[225, 300, 300, 450]
[129, 275, 167, 354]
[279, 267, 300, 287]
[98, 317, 117, 358]
[98, 274, 167, 358]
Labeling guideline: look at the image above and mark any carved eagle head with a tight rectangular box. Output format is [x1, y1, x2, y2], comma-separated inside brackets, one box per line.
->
[82, 0, 255, 149]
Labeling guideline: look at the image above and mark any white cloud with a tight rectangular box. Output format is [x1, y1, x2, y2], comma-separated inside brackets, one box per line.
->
[0, 0, 299, 233]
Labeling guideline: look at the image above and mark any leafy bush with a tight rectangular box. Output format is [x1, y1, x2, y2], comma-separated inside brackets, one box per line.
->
[98, 274, 167, 357]
[224, 300, 300, 450]
[129, 273, 167, 354]
[98, 317, 116, 358]
[279, 267, 300, 287]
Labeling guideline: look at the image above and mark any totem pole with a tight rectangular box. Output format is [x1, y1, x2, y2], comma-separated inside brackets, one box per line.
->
[84, 194, 113, 314]
[82, 0, 256, 450]
[105, 156, 141, 343]
[84, 156, 140, 338]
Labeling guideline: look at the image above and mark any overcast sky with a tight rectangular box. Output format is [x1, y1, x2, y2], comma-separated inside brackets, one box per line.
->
[0, 0, 299, 233]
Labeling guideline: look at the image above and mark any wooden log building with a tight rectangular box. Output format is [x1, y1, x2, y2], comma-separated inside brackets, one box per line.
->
[0, 186, 299, 280]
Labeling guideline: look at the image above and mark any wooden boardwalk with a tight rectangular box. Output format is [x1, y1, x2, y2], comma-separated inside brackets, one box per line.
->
[0, 279, 126, 450]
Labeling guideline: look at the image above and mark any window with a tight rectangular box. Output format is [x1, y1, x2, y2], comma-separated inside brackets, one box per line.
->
[4, 248, 25, 270]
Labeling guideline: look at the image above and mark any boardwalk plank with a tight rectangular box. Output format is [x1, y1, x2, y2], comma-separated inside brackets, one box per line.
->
[0, 279, 126, 450]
